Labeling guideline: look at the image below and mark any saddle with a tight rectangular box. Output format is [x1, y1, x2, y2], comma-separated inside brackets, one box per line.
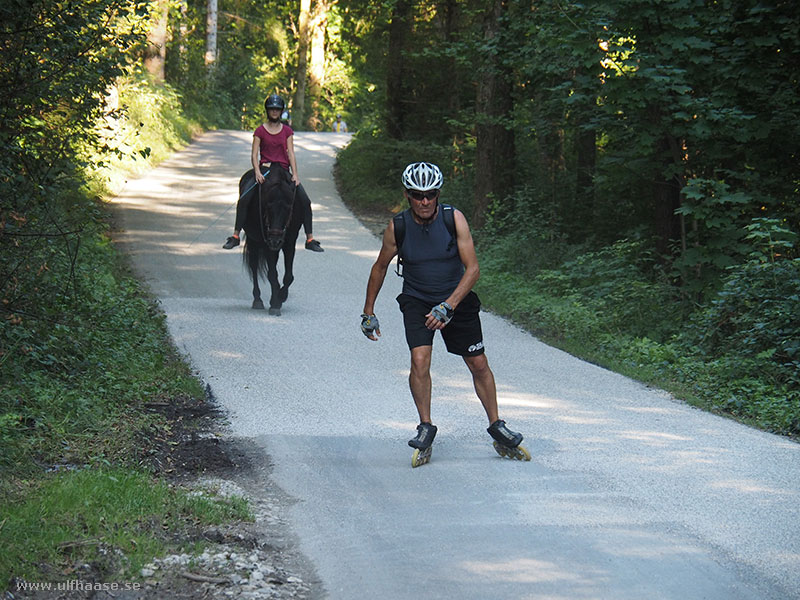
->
[257, 166, 296, 248]
[261, 164, 294, 199]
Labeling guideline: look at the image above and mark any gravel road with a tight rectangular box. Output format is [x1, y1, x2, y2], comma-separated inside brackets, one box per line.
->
[113, 130, 800, 600]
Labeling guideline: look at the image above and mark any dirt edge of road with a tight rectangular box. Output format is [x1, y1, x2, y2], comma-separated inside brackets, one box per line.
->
[8, 388, 324, 600]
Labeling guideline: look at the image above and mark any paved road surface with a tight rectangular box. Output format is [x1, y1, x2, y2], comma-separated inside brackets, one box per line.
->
[113, 130, 799, 600]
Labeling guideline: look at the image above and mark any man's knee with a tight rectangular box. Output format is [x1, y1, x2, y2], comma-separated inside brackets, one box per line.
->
[464, 353, 491, 376]
[410, 346, 432, 375]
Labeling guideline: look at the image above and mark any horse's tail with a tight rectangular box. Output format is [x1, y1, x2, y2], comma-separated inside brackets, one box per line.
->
[242, 238, 270, 282]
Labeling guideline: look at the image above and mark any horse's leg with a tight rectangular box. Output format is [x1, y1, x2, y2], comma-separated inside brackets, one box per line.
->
[266, 250, 282, 315]
[248, 245, 264, 310]
[279, 246, 296, 303]
[279, 231, 299, 303]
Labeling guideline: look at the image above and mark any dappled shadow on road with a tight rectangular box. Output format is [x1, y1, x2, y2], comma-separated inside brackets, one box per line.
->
[264, 434, 782, 599]
[113, 129, 799, 599]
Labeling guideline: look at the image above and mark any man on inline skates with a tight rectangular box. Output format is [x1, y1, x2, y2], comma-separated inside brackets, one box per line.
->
[360, 162, 530, 466]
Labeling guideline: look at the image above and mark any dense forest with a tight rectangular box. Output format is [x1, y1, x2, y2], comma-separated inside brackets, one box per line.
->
[2, 0, 796, 587]
[2, 0, 799, 469]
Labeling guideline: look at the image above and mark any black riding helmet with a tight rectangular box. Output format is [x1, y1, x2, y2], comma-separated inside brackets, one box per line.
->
[264, 94, 285, 112]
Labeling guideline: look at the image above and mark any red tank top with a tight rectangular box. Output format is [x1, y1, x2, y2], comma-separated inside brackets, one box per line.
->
[254, 124, 292, 168]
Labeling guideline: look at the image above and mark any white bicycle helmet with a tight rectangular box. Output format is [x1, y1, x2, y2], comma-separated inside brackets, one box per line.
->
[401, 162, 443, 192]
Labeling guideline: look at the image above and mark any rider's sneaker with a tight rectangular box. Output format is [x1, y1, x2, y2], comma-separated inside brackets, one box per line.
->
[223, 235, 240, 249]
[305, 239, 324, 252]
[408, 422, 437, 449]
[487, 419, 523, 448]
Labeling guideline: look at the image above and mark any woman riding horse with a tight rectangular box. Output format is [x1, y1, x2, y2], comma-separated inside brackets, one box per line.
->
[223, 94, 323, 253]
[239, 165, 303, 315]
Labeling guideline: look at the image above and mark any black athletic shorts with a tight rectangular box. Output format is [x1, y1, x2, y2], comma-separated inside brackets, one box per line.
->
[396, 291, 485, 357]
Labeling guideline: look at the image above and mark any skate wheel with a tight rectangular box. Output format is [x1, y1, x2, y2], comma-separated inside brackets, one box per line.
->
[493, 441, 531, 461]
[514, 444, 532, 461]
[411, 447, 432, 468]
[492, 441, 508, 458]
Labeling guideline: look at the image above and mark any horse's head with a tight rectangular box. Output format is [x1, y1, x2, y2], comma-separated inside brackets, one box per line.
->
[259, 180, 295, 251]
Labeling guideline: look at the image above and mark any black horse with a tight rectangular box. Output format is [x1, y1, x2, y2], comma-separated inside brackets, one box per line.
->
[239, 167, 303, 315]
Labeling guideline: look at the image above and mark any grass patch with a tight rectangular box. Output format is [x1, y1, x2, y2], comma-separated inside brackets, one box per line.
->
[1, 469, 250, 588]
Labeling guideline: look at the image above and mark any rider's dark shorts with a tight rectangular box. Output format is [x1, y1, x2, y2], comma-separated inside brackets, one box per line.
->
[396, 291, 485, 357]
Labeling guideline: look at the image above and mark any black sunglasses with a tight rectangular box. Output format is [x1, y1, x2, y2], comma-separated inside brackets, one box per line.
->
[407, 190, 440, 201]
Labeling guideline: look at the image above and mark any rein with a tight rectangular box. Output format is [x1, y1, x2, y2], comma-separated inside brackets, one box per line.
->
[185, 178, 260, 248]
[257, 170, 298, 245]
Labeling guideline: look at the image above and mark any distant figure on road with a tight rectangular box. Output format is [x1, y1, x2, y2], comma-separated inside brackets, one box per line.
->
[332, 114, 348, 133]
[223, 94, 323, 253]
[360, 162, 530, 466]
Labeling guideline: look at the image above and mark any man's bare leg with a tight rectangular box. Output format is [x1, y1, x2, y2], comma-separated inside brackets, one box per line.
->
[464, 353, 500, 424]
[409, 345, 433, 423]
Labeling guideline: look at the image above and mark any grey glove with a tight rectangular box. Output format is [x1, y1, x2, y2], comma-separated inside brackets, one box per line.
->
[360, 313, 380, 338]
[431, 302, 454, 325]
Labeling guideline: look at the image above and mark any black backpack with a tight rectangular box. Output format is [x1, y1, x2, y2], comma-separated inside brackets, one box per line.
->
[393, 204, 456, 276]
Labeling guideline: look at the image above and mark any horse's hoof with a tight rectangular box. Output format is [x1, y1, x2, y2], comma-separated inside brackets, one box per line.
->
[252, 299, 265, 309]
[269, 307, 281, 316]
[279, 287, 289, 302]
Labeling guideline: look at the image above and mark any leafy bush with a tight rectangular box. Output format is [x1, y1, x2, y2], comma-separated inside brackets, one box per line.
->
[477, 235, 800, 435]
[1, 69, 204, 473]
[477, 186, 583, 274]
[534, 239, 683, 340]
[93, 71, 200, 188]
[683, 259, 800, 383]
[0, 226, 204, 471]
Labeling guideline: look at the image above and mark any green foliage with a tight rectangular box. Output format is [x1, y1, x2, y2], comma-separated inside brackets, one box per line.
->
[682, 259, 800, 387]
[0, 469, 250, 588]
[91, 69, 200, 192]
[743, 218, 798, 263]
[163, 0, 269, 129]
[475, 235, 800, 435]
[1, 28, 204, 471]
[539, 240, 682, 339]
[1, 0, 152, 331]
[672, 178, 755, 292]
[0, 0, 149, 185]
[0, 225, 204, 471]
[479, 238, 682, 342]
[335, 134, 462, 212]
[0, 11, 250, 589]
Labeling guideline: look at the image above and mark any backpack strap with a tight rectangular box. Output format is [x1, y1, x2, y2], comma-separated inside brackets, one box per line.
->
[440, 204, 456, 250]
[393, 204, 456, 277]
[393, 210, 407, 277]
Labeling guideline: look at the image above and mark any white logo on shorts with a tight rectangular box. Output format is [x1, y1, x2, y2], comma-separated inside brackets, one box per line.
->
[468, 341, 484, 353]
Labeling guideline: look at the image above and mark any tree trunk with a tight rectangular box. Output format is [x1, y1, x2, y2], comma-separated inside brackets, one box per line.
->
[175, 0, 188, 82]
[143, 0, 169, 82]
[575, 124, 597, 232]
[653, 136, 682, 257]
[205, 0, 218, 70]
[443, 0, 461, 117]
[306, 0, 329, 130]
[539, 116, 565, 236]
[473, 0, 514, 228]
[292, 0, 312, 130]
[386, 0, 412, 140]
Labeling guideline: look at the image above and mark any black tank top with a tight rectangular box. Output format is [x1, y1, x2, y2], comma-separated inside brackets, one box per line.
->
[400, 208, 463, 304]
